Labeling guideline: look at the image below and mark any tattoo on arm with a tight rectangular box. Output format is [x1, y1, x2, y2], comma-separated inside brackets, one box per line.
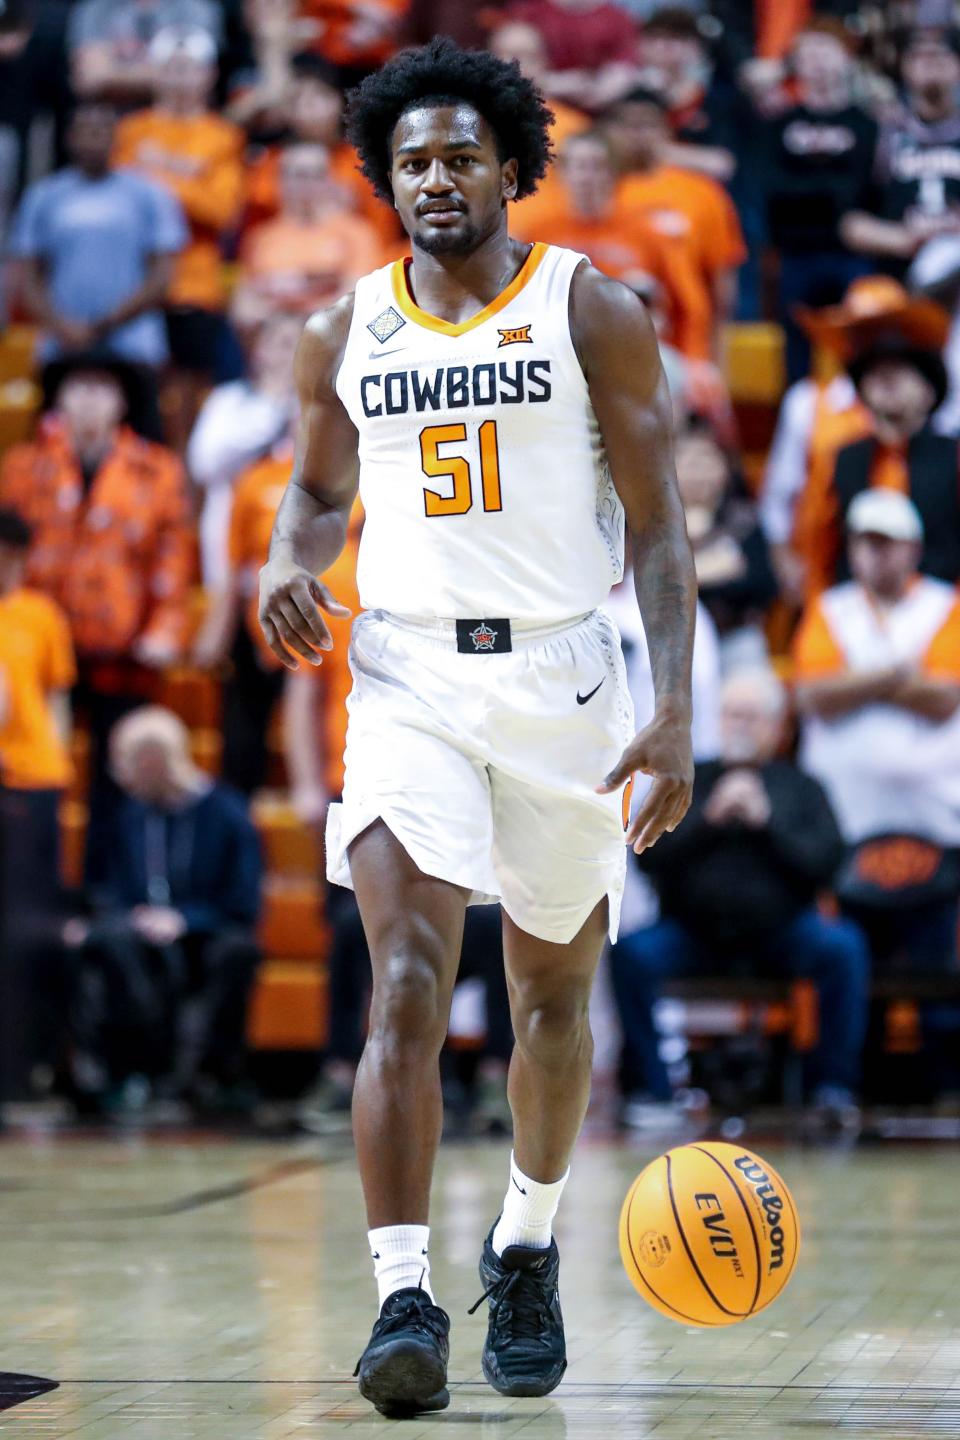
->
[268, 476, 350, 576]
[633, 525, 696, 715]
[571, 263, 696, 718]
[267, 299, 359, 576]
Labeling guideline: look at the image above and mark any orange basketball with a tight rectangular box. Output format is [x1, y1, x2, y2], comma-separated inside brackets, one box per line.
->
[618, 1142, 800, 1327]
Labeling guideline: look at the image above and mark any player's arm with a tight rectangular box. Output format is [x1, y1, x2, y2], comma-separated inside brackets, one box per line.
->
[571, 263, 696, 852]
[259, 296, 360, 671]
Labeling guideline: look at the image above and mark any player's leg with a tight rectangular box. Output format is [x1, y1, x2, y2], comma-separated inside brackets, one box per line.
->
[347, 818, 468, 1417]
[502, 900, 608, 1185]
[470, 900, 607, 1398]
[471, 611, 634, 1396]
[324, 611, 501, 1412]
[349, 818, 468, 1230]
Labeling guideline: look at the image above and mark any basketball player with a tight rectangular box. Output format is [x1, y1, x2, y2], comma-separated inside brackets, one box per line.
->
[259, 37, 696, 1418]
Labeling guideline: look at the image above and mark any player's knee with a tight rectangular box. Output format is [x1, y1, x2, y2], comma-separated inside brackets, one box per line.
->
[512, 983, 592, 1068]
[368, 946, 448, 1052]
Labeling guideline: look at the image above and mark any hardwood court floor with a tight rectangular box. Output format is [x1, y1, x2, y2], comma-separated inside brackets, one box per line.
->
[0, 1133, 958, 1437]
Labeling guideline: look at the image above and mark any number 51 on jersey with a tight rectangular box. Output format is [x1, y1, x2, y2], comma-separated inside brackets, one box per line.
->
[420, 421, 502, 517]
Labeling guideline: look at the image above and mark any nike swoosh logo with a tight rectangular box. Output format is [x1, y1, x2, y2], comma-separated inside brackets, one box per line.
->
[372, 1251, 380, 1259]
[576, 679, 604, 705]
[369, 346, 406, 358]
[511, 1175, 527, 1195]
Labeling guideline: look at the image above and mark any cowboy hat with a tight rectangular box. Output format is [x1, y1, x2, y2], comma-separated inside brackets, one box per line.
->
[794, 275, 950, 360]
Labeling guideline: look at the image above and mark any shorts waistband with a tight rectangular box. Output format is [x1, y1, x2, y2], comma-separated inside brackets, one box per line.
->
[375, 609, 594, 650]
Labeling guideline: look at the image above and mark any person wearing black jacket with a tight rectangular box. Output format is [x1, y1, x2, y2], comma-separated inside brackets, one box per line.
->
[760, 21, 876, 383]
[65, 705, 262, 1113]
[610, 667, 869, 1116]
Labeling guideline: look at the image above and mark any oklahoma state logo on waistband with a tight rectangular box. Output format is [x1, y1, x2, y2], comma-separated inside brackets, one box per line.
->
[498, 324, 533, 347]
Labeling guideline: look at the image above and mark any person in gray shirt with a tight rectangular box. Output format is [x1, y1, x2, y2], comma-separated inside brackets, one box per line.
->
[8, 101, 187, 371]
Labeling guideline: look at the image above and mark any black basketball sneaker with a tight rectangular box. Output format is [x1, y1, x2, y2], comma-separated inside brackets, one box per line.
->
[469, 1225, 567, 1396]
[354, 1286, 451, 1417]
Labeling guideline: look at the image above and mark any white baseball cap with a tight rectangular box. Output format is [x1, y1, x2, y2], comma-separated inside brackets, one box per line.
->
[846, 488, 924, 542]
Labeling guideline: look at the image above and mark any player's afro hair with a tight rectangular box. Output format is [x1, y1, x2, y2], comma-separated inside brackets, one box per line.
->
[345, 37, 555, 203]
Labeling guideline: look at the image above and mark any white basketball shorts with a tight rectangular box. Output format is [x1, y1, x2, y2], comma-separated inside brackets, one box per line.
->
[325, 607, 635, 945]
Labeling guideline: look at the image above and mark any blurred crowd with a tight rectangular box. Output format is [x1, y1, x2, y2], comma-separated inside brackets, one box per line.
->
[0, 0, 959, 1134]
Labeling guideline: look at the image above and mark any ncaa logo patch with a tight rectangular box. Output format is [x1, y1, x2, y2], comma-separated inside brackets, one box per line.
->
[469, 622, 498, 651]
[498, 324, 533, 347]
[367, 307, 406, 344]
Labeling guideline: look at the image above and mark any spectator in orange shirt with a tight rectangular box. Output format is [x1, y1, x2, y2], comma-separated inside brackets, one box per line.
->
[114, 28, 247, 447]
[516, 129, 712, 361]
[606, 88, 746, 352]
[0, 355, 194, 887]
[241, 52, 401, 248]
[194, 442, 362, 797]
[193, 443, 292, 793]
[0, 508, 74, 802]
[240, 142, 384, 310]
[0, 508, 77, 1093]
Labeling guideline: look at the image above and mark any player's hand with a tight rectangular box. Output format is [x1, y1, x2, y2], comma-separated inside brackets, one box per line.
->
[596, 709, 694, 854]
[258, 559, 351, 671]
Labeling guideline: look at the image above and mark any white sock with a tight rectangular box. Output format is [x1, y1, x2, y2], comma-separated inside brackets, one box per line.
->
[368, 1224, 433, 1308]
[491, 1152, 569, 1255]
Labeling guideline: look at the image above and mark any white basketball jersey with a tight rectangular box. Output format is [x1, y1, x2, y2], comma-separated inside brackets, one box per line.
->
[335, 242, 624, 621]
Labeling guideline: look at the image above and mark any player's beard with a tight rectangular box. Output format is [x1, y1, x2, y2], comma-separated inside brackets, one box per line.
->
[414, 216, 485, 257]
